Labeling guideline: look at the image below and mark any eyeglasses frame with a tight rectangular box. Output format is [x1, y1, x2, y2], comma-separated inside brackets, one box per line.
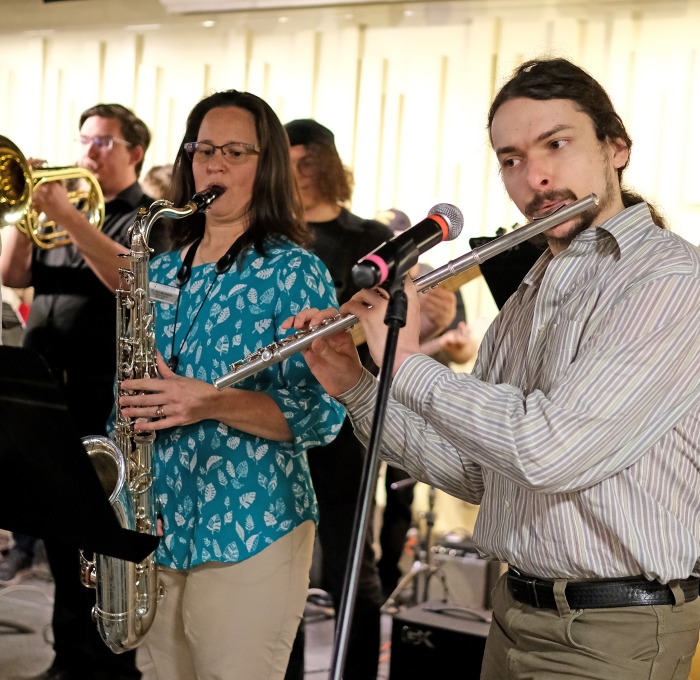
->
[78, 135, 133, 151]
[183, 140, 262, 164]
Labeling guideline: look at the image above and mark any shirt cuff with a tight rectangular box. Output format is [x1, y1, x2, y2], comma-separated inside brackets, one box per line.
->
[336, 368, 378, 424]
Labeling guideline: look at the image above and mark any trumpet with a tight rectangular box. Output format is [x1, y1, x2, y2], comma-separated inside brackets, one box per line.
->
[0, 134, 104, 249]
[214, 193, 599, 390]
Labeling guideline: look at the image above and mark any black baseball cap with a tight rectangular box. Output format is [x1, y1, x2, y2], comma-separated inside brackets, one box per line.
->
[284, 118, 335, 147]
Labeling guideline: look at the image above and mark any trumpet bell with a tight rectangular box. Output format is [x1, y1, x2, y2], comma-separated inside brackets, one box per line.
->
[0, 134, 105, 249]
[0, 136, 32, 226]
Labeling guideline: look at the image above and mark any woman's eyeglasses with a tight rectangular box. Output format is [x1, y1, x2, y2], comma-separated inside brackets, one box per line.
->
[184, 141, 261, 165]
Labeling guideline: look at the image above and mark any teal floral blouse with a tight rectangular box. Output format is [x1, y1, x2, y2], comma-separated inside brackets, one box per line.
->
[149, 238, 345, 570]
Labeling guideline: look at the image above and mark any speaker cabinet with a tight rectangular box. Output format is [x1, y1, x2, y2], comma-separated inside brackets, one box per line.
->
[428, 549, 506, 609]
[389, 600, 491, 680]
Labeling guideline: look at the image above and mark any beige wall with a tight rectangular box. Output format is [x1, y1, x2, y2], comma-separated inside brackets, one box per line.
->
[2, 0, 699, 607]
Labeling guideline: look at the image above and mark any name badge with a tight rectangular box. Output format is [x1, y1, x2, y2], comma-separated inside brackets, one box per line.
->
[149, 281, 180, 305]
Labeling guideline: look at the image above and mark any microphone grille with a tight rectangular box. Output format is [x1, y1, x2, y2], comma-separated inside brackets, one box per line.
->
[429, 203, 464, 240]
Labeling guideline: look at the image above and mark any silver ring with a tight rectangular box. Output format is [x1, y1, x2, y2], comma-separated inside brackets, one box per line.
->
[156, 405, 164, 418]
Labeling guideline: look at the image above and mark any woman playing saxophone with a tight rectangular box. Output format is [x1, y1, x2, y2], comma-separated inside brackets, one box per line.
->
[116, 90, 345, 680]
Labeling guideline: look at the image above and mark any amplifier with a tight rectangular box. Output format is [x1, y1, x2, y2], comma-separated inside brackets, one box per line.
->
[389, 600, 491, 679]
[427, 541, 506, 609]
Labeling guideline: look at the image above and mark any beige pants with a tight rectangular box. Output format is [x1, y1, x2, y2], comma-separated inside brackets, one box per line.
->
[145, 520, 315, 680]
[481, 574, 700, 680]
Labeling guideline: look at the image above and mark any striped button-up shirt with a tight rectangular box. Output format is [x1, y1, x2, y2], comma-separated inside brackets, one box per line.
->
[340, 203, 700, 583]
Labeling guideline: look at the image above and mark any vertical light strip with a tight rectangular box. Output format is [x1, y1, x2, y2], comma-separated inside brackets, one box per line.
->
[393, 91, 404, 210]
[98, 40, 106, 101]
[310, 29, 322, 116]
[375, 56, 388, 210]
[349, 22, 366, 173]
[434, 53, 448, 197]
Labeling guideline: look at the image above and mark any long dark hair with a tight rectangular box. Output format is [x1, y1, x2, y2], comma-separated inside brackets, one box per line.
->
[305, 139, 354, 205]
[488, 58, 666, 228]
[168, 90, 309, 253]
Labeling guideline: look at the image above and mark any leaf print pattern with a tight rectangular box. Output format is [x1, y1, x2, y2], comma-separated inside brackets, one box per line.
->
[215, 336, 229, 354]
[148, 240, 346, 570]
[255, 319, 272, 334]
[239, 492, 256, 508]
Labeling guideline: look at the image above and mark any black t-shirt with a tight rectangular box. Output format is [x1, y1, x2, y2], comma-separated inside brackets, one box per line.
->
[23, 182, 154, 432]
[308, 208, 393, 372]
[308, 208, 393, 305]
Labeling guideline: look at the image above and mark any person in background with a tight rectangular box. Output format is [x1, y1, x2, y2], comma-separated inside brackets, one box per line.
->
[141, 163, 173, 200]
[283, 117, 391, 680]
[117, 90, 345, 680]
[373, 207, 478, 599]
[375, 207, 478, 366]
[283, 118, 458, 679]
[140, 163, 174, 250]
[0, 102, 154, 680]
[290, 57, 700, 679]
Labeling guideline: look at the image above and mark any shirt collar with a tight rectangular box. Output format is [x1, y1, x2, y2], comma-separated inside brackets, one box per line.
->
[107, 181, 147, 210]
[516, 202, 654, 299]
[587, 202, 654, 259]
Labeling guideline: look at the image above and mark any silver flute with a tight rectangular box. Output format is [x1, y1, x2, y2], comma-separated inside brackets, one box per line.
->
[214, 193, 598, 390]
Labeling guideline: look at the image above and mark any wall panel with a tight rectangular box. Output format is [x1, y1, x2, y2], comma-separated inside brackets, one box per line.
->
[1, 0, 699, 320]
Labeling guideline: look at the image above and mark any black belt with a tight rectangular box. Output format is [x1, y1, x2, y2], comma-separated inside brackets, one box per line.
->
[507, 567, 699, 609]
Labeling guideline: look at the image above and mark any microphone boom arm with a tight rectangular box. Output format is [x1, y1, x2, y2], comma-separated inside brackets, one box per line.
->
[214, 193, 598, 390]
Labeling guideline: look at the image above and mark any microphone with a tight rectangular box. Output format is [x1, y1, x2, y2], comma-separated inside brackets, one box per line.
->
[351, 203, 464, 288]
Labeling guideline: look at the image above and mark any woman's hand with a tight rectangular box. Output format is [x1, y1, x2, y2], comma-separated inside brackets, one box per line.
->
[282, 307, 364, 397]
[119, 353, 215, 431]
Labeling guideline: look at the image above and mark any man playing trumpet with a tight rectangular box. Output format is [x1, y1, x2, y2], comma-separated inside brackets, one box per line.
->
[0, 103, 154, 680]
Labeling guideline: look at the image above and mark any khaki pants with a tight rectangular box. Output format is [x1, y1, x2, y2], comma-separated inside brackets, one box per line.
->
[145, 520, 315, 680]
[481, 574, 700, 680]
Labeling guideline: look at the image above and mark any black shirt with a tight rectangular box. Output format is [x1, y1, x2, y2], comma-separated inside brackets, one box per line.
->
[23, 182, 154, 432]
[308, 208, 393, 372]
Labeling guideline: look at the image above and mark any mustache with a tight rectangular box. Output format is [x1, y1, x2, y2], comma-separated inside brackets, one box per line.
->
[526, 189, 578, 217]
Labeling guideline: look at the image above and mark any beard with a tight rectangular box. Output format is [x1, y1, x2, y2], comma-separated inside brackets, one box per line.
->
[524, 160, 617, 252]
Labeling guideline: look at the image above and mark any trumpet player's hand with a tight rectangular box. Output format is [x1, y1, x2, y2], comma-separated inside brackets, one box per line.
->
[282, 307, 364, 397]
[342, 280, 422, 376]
[32, 180, 78, 226]
[27, 157, 48, 170]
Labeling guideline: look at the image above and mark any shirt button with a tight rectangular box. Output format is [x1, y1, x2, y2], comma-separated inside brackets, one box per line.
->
[504, 500, 511, 509]
[538, 324, 546, 333]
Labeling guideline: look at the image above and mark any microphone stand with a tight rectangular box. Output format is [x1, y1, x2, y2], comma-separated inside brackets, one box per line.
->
[329, 244, 415, 680]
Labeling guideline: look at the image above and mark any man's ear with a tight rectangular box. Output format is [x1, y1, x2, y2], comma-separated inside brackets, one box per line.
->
[129, 144, 144, 170]
[609, 137, 630, 170]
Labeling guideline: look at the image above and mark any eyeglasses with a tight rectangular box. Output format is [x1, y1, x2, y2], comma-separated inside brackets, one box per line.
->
[184, 141, 261, 165]
[78, 135, 132, 151]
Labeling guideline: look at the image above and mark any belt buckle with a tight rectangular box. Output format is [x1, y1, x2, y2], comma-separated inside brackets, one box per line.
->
[525, 577, 540, 608]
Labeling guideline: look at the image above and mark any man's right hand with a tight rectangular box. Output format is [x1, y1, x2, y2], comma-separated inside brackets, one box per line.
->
[282, 307, 365, 397]
[32, 180, 78, 227]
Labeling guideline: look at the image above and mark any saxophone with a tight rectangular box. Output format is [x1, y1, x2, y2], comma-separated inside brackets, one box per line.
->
[80, 186, 223, 653]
